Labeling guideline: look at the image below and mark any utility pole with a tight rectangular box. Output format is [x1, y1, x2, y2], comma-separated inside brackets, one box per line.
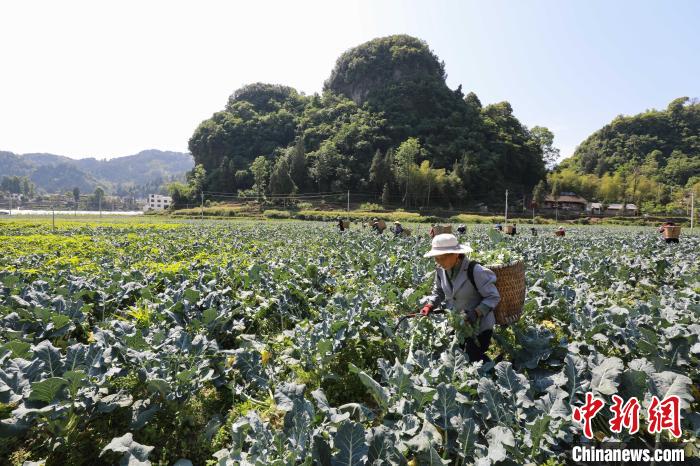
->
[504, 189, 509, 223]
[347, 190, 350, 219]
[52, 203, 55, 231]
[98, 195, 102, 218]
[201, 191, 204, 220]
[691, 190, 695, 231]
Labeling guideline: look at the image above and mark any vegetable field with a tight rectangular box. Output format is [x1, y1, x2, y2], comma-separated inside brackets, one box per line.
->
[1, 219, 699, 465]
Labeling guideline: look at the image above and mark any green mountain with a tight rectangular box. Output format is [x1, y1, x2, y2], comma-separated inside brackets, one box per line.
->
[188, 35, 548, 206]
[565, 97, 700, 187]
[0, 149, 193, 195]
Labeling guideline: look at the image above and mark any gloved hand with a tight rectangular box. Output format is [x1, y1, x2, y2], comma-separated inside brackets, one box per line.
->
[466, 309, 478, 324]
[420, 303, 434, 316]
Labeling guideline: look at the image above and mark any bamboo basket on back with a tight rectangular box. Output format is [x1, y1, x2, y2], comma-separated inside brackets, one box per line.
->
[662, 226, 681, 239]
[489, 261, 526, 325]
[433, 225, 452, 235]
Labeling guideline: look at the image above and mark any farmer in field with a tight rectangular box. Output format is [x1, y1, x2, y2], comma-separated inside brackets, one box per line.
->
[657, 220, 675, 233]
[392, 221, 404, 236]
[429, 224, 437, 238]
[337, 217, 345, 232]
[658, 220, 679, 243]
[371, 217, 384, 234]
[419, 233, 501, 362]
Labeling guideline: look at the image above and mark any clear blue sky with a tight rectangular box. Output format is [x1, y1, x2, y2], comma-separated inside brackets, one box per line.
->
[1, 0, 698, 161]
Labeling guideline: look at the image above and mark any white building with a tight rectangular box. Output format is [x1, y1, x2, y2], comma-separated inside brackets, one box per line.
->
[145, 194, 172, 210]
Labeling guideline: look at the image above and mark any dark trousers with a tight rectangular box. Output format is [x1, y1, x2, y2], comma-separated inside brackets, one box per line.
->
[464, 329, 493, 362]
[665, 238, 679, 243]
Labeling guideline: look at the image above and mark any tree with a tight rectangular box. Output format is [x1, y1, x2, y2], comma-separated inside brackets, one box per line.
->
[288, 138, 308, 192]
[187, 164, 207, 195]
[310, 143, 342, 192]
[1, 176, 29, 195]
[72, 187, 80, 212]
[250, 156, 270, 200]
[549, 178, 561, 198]
[598, 172, 626, 203]
[381, 183, 391, 206]
[168, 182, 192, 209]
[369, 149, 391, 193]
[93, 187, 105, 210]
[269, 156, 296, 196]
[530, 126, 560, 169]
[532, 180, 547, 208]
[393, 138, 423, 206]
[234, 170, 254, 190]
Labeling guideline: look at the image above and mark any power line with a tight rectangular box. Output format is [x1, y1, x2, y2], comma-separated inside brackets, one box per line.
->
[202, 190, 346, 198]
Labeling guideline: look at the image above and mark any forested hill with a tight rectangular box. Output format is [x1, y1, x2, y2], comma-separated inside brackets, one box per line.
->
[0, 149, 193, 195]
[188, 35, 554, 207]
[564, 97, 700, 187]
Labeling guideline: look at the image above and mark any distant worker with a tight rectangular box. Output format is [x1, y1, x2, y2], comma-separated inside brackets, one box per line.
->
[530, 227, 537, 236]
[555, 226, 566, 237]
[392, 221, 404, 236]
[658, 221, 679, 244]
[337, 217, 345, 232]
[457, 224, 466, 235]
[495, 223, 503, 232]
[657, 221, 675, 233]
[371, 217, 384, 234]
[429, 224, 438, 238]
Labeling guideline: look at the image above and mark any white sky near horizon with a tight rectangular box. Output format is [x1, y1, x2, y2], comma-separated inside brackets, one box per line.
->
[1, 0, 698, 161]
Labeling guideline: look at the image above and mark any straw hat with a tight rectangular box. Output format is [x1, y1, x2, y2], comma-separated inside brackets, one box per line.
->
[423, 234, 472, 258]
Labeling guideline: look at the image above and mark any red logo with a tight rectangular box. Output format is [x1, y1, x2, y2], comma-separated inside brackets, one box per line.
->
[648, 395, 681, 438]
[573, 392, 605, 439]
[573, 393, 682, 439]
[609, 395, 640, 434]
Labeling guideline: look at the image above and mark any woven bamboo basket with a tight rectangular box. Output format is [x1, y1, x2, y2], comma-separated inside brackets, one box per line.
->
[400, 227, 411, 237]
[503, 225, 515, 235]
[342, 220, 350, 229]
[434, 224, 452, 235]
[377, 219, 386, 230]
[555, 230, 565, 237]
[663, 226, 681, 239]
[489, 260, 526, 325]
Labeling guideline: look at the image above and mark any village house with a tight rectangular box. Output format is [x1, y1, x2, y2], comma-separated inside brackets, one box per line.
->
[543, 192, 588, 211]
[606, 203, 639, 215]
[587, 202, 604, 215]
